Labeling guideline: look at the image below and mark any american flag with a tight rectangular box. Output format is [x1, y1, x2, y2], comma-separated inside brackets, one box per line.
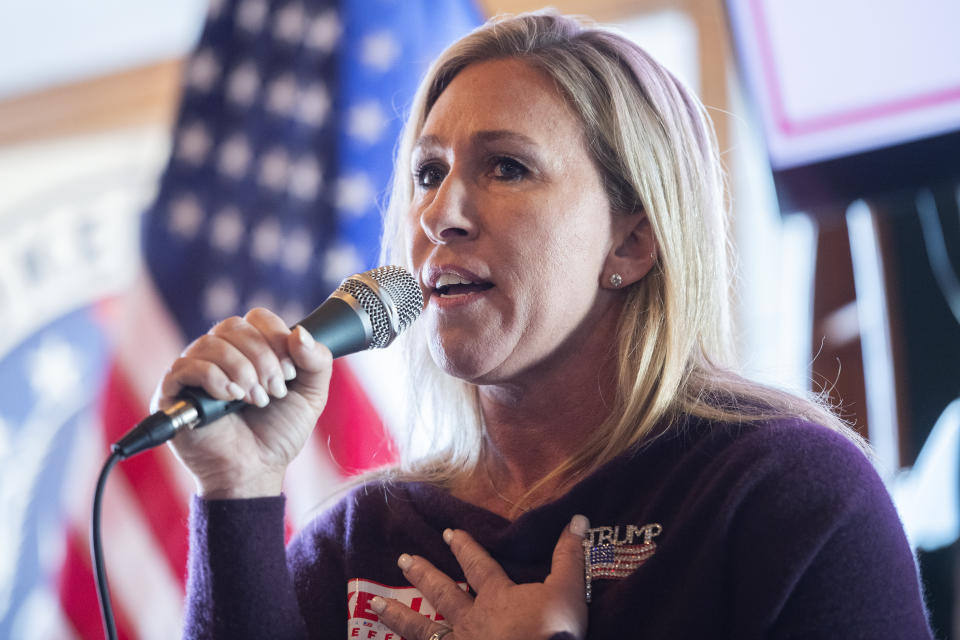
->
[0, 0, 480, 637]
[587, 543, 658, 580]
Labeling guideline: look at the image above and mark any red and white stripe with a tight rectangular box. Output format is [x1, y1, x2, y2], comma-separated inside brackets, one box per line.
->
[589, 543, 658, 580]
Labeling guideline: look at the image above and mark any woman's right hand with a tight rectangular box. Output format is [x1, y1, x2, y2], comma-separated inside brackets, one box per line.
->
[151, 308, 334, 499]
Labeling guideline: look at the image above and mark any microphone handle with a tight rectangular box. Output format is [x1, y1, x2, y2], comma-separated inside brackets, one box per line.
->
[112, 296, 370, 459]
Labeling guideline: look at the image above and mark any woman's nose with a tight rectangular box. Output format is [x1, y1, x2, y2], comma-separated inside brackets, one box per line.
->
[419, 174, 478, 244]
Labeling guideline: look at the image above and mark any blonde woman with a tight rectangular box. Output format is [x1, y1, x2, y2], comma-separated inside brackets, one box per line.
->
[160, 12, 933, 639]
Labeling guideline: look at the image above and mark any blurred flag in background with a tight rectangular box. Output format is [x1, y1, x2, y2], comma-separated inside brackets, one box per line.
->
[0, 0, 481, 637]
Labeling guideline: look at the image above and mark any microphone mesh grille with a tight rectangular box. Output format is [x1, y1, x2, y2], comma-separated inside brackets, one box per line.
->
[337, 266, 423, 348]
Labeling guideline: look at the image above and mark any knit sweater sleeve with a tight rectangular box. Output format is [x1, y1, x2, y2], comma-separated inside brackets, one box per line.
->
[725, 424, 933, 639]
[183, 495, 308, 640]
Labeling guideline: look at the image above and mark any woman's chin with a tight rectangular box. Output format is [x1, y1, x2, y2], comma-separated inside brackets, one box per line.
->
[428, 341, 505, 384]
[431, 351, 487, 383]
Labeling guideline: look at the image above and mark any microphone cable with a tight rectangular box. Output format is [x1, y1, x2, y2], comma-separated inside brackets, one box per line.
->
[91, 451, 122, 640]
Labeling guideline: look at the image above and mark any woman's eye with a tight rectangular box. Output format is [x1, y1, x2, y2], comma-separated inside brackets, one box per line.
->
[415, 163, 446, 188]
[492, 157, 528, 181]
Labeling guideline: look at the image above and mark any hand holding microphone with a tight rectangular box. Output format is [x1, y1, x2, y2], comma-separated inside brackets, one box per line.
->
[121, 266, 422, 498]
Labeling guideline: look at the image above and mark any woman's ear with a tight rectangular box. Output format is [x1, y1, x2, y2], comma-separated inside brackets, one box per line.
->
[602, 211, 657, 289]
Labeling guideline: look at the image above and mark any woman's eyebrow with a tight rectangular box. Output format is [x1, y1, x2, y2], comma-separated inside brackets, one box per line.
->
[413, 130, 538, 151]
[473, 130, 537, 146]
[413, 134, 443, 151]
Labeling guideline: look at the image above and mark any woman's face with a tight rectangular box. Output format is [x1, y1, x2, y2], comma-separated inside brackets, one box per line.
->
[408, 57, 622, 384]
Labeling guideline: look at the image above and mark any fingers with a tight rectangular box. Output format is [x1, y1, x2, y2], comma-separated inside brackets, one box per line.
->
[544, 515, 589, 598]
[443, 528, 513, 595]
[211, 308, 293, 399]
[284, 325, 333, 407]
[156, 307, 327, 411]
[397, 552, 473, 625]
[159, 340, 251, 405]
[379, 522, 588, 640]
[370, 596, 452, 640]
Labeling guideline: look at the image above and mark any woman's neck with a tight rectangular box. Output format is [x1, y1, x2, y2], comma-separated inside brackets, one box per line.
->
[480, 380, 610, 484]
[455, 340, 620, 517]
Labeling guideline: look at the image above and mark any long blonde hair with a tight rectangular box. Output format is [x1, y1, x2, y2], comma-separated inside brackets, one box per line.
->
[376, 12, 865, 508]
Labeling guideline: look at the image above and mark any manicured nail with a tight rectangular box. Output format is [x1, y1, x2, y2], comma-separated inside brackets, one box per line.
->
[251, 384, 270, 408]
[570, 514, 589, 536]
[295, 325, 315, 348]
[370, 596, 386, 613]
[397, 553, 413, 571]
[442, 529, 454, 544]
[280, 358, 297, 381]
[227, 382, 246, 400]
[268, 375, 287, 399]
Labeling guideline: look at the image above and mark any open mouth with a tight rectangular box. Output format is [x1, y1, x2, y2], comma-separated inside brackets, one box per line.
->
[434, 274, 494, 298]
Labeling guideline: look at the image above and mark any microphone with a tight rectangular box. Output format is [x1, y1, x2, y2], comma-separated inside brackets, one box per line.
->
[112, 265, 423, 459]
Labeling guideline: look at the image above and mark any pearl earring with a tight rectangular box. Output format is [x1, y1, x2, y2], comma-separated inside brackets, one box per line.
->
[609, 273, 623, 288]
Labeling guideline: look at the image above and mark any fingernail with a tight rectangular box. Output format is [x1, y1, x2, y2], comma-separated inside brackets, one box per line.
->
[268, 375, 287, 399]
[227, 382, 246, 400]
[280, 358, 297, 381]
[570, 514, 589, 536]
[251, 384, 270, 408]
[296, 325, 315, 349]
[397, 553, 413, 571]
[370, 596, 386, 613]
[442, 529, 454, 544]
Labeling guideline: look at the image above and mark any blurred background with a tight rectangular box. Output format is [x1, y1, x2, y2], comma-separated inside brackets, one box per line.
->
[1, 0, 957, 637]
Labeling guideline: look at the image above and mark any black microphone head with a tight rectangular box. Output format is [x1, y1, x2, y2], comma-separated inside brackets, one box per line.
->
[336, 265, 423, 349]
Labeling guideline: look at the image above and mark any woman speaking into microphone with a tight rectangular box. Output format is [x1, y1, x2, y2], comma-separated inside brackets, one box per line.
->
[155, 12, 933, 639]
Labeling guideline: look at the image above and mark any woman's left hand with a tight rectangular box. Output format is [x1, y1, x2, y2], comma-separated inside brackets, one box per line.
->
[371, 515, 589, 640]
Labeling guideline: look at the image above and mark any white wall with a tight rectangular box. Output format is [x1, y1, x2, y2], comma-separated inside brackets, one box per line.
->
[0, 0, 207, 98]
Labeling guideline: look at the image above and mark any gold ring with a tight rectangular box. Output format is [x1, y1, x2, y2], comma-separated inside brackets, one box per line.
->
[428, 629, 453, 640]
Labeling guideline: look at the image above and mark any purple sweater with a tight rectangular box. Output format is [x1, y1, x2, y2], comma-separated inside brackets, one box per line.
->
[184, 418, 934, 639]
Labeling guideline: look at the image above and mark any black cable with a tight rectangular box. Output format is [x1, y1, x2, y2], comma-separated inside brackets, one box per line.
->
[91, 451, 121, 640]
